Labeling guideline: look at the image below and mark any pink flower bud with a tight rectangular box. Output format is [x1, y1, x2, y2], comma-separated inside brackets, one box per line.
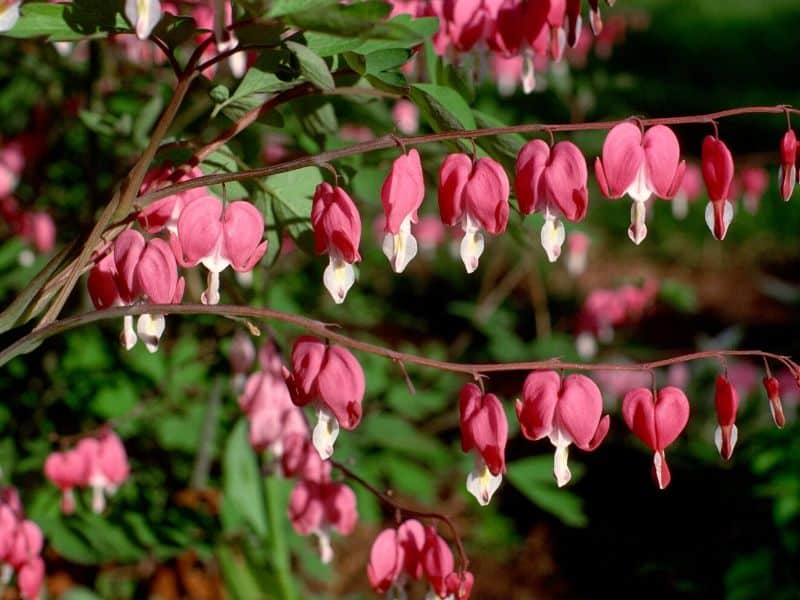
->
[367, 528, 404, 594]
[459, 383, 508, 505]
[779, 129, 797, 202]
[714, 375, 739, 460]
[381, 149, 425, 273]
[311, 182, 362, 303]
[137, 164, 207, 234]
[229, 330, 256, 375]
[622, 386, 690, 489]
[701, 135, 735, 240]
[516, 371, 610, 487]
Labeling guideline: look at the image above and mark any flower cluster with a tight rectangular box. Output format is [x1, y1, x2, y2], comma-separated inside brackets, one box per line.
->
[390, 0, 622, 94]
[0, 486, 44, 600]
[88, 162, 266, 351]
[235, 338, 359, 564]
[453, 363, 790, 498]
[44, 429, 130, 514]
[368, 519, 473, 600]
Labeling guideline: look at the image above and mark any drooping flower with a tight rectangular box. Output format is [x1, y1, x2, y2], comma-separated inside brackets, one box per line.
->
[134, 237, 185, 351]
[441, 0, 493, 52]
[170, 196, 266, 304]
[366, 518, 426, 597]
[0, 1, 21, 33]
[438, 154, 510, 273]
[44, 449, 87, 514]
[74, 430, 131, 513]
[282, 336, 365, 460]
[311, 182, 362, 303]
[762, 375, 785, 429]
[565, 231, 590, 276]
[779, 129, 797, 202]
[714, 375, 739, 459]
[701, 135, 736, 240]
[381, 149, 425, 273]
[125, 0, 163, 40]
[421, 526, 475, 600]
[392, 100, 420, 135]
[288, 480, 358, 564]
[622, 386, 690, 489]
[515, 139, 589, 261]
[740, 167, 769, 214]
[515, 371, 610, 486]
[595, 122, 685, 244]
[458, 383, 508, 506]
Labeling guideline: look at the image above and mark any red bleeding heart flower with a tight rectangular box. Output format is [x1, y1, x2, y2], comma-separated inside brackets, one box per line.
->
[622, 386, 690, 489]
[381, 149, 425, 273]
[438, 154, 510, 273]
[714, 375, 739, 459]
[701, 135, 736, 240]
[779, 129, 797, 202]
[516, 371, 610, 486]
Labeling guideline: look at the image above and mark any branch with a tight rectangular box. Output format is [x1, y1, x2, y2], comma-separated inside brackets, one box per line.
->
[3, 304, 797, 382]
[331, 459, 469, 573]
[138, 104, 800, 206]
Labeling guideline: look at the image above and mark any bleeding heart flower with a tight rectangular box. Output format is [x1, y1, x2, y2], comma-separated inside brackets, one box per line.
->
[282, 336, 365, 460]
[367, 528, 404, 595]
[75, 430, 130, 513]
[701, 135, 735, 240]
[392, 100, 420, 135]
[740, 167, 769, 214]
[17, 557, 45, 600]
[762, 375, 785, 429]
[125, 0, 162, 40]
[515, 139, 589, 261]
[779, 129, 797, 202]
[595, 122, 685, 244]
[311, 182, 362, 303]
[714, 375, 739, 460]
[459, 383, 508, 505]
[438, 154, 510, 273]
[565, 231, 590, 276]
[44, 449, 87, 514]
[442, 0, 492, 51]
[135, 237, 185, 352]
[381, 149, 425, 273]
[488, 0, 526, 57]
[622, 386, 690, 489]
[170, 196, 267, 304]
[516, 371, 610, 487]
[288, 480, 357, 564]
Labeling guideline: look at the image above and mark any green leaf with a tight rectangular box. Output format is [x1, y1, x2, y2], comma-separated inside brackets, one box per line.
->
[266, 0, 338, 18]
[286, 1, 391, 36]
[215, 63, 295, 120]
[505, 456, 588, 527]
[6, 1, 129, 41]
[364, 48, 411, 75]
[223, 419, 268, 538]
[200, 146, 250, 200]
[217, 545, 265, 600]
[267, 166, 322, 253]
[410, 82, 476, 135]
[659, 278, 699, 313]
[90, 379, 138, 419]
[360, 414, 449, 467]
[285, 41, 335, 90]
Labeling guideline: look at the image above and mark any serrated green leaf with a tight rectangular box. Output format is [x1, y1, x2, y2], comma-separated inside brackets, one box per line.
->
[285, 40, 335, 90]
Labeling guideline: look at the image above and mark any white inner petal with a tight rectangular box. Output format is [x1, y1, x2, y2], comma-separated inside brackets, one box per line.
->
[382, 216, 418, 274]
[312, 406, 340, 460]
[323, 251, 355, 304]
[627, 199, 648, 245]
[466, 456, 503, 506]
[137, 313, 165, 353]
[459, 214, 485, 274]
[625, 165, 653, 204]
[120, 315, 138, 351]
[540, 211, 566, 262]
[704, 200, 734, 240]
